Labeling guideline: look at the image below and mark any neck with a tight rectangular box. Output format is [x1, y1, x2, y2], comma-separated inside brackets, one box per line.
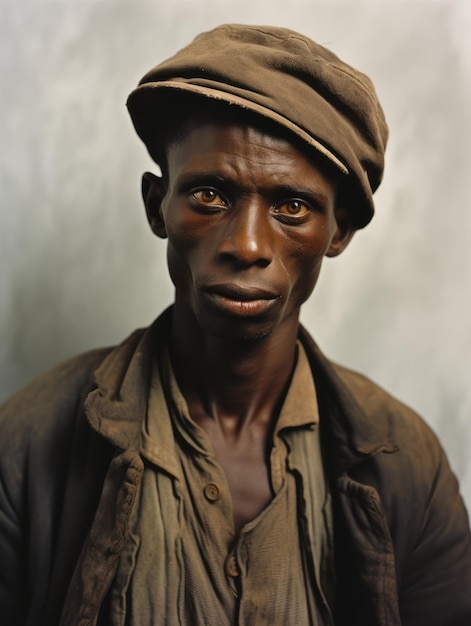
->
[168, 303, 299, 431]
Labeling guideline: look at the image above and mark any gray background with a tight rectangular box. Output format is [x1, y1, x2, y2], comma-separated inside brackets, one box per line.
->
[1, 0, 470, 512]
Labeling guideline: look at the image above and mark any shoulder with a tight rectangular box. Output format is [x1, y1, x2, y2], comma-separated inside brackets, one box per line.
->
[304, 341, 471, 605]
[299, 327, 467, 517]
[0, 348, 113, 495]
[0, 326, 149, 450]
[300, 325, 436, 454]
[0, 308, 176, 450]
[327, 360, 451, 498]
[332, 361, 438, 449]
[0, 347, 111, 431]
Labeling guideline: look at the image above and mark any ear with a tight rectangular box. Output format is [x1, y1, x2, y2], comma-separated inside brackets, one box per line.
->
[325, 207, 356, 258]
[142, 171, 168, 239]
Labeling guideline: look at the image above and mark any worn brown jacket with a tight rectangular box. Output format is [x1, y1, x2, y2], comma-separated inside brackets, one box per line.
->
[1, 308, 470, 625]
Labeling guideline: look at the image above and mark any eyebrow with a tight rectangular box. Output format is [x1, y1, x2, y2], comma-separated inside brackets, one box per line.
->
[175, 171, 331, 209]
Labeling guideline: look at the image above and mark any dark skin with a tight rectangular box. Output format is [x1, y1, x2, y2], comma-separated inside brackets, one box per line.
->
[143, 117, 355, 533]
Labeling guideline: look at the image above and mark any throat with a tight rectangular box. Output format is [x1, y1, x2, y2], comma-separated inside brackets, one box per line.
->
[170, 330, 298, 432]
[168, 306, 299, 531]
[179, 364, 281, 533]
[207, 423, 275, 534]
[169, 299, 300, 427]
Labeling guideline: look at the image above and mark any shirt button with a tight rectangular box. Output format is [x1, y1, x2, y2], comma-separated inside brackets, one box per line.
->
[204, 482, 221, 502]
[225, 554, 239, 578]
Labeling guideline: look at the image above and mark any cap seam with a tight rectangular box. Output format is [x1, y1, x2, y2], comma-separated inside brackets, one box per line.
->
[330, 64, 379, 105]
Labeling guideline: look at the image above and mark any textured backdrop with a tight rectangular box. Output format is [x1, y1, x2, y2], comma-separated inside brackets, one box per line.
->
[1, 0, 470, 512]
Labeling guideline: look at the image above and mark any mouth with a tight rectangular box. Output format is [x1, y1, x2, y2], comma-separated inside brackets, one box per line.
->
[202, 283, 281, 317]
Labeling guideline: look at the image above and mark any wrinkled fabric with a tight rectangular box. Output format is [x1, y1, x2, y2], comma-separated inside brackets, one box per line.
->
[0, 307, 470, 626]
[109, 341, 330, 625]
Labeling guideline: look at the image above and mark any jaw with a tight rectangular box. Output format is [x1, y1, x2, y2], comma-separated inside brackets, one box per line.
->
[171, 290, 301, 353]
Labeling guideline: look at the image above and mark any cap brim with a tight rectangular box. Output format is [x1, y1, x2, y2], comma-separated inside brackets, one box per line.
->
[127, 80, 349, 176]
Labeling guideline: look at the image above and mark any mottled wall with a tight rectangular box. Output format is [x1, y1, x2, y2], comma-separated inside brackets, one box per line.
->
[1, 1, 470, 512]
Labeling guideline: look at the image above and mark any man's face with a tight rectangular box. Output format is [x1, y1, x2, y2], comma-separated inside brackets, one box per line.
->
[147, 118, 353, 342]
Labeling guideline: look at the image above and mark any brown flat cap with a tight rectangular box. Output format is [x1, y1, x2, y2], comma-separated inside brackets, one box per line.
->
[127, 24, 388, 228]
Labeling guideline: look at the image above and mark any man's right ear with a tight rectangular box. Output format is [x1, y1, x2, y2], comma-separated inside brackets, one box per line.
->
[142, 171, 168, 239]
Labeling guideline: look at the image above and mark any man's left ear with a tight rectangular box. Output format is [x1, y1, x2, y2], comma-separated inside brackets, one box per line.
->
[325, 208, 356, 258]
[142, 171, 168, 239]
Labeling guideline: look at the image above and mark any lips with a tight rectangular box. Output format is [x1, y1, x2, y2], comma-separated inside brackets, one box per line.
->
[202, 283, 281, 317]
[206, 283, 278, 301]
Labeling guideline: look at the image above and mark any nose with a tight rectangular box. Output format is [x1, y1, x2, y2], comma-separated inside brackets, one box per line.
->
[217, 202, 273, 268]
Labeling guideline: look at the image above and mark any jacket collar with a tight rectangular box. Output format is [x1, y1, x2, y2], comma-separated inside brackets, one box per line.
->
[298, 325, 399, 475]
[85, 307, 398, 472]
[84, 308, 174, 451]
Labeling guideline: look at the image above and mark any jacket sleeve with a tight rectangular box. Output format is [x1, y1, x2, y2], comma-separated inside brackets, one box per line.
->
[0, 419, 27, 625]
[0, 382, 46, 626]
[302, 331, 471, 625]
[334, 362, 471, 626]
[395, 421, 471, 626]
[0, 350, 109, 626]
[353, 405, 471, 626]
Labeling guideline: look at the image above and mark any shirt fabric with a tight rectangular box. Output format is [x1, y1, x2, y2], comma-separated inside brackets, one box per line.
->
[109, 340, 334, 625]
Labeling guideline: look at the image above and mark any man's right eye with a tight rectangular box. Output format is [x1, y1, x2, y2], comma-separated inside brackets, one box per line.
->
[191, 188, 227, 207]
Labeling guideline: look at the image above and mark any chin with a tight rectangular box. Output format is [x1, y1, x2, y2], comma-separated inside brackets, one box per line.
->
[201, 315, 277, 344]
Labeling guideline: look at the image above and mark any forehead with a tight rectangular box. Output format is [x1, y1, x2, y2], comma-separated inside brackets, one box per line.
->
[166, 113, 338, 194]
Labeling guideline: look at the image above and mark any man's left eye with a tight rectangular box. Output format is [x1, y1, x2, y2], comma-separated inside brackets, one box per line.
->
[273, 200, 310, 217]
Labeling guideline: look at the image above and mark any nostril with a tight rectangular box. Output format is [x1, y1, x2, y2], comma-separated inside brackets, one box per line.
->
[218, 240, 272, 268]
[218, 249, 267, 267]
[254, 257, 271, 269]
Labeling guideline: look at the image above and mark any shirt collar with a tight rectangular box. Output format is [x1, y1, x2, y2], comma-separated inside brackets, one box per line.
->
[274, 341, 319, 437]
[142, 339, 319, 474]
[85, 308, 398, 476]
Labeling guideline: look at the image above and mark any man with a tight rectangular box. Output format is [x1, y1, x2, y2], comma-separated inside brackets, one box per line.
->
[0, 24, 470, 626]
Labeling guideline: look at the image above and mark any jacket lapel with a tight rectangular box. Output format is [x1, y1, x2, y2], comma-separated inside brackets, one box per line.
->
[299, 326, 401, 625]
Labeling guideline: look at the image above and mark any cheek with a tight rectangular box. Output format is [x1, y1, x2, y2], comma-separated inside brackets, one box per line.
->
[162, 200, 216, 254]
[291, 256, 324, 302]
[164, 212, 214, 290]
[284, 231, 331, 300]
[165, 233, 202, 293]
[165, 242, 185, 288]
[163, 205, 198, 256]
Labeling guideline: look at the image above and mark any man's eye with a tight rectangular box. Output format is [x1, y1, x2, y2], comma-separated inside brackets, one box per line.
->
[191, 188, 227, 207]
[273, 200, 310, 218]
